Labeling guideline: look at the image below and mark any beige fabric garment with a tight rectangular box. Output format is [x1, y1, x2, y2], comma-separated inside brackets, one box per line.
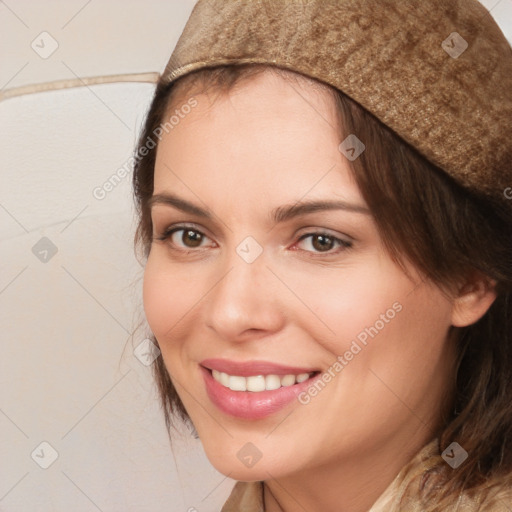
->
[221, 438, 512, 511]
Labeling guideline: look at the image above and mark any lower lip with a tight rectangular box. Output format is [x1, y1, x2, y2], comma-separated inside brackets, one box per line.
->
[200, 366, 320, 420]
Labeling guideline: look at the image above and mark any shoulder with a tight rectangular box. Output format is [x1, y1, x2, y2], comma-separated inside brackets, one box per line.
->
[458, 479, 512, 511]
[371, 438, 512, 511]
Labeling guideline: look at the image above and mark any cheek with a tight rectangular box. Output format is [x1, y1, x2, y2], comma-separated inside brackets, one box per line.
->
[285, 259, 409, 356]
[287, 257, 453, 376]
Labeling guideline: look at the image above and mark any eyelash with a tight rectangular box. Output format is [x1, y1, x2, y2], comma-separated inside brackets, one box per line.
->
[153, 224, 353, 256]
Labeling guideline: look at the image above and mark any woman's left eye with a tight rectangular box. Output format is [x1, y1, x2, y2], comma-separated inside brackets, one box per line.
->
[295, 232, 352, 254]
[154, 226, 352, 255]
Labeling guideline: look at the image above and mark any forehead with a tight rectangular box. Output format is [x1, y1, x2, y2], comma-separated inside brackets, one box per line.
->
[153, 69, 364, 212]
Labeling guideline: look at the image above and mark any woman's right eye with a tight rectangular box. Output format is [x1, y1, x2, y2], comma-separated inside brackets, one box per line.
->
[154, 226, 215, 252]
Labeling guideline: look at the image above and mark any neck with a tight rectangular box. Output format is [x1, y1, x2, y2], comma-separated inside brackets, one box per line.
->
[262, 424, 435, 512]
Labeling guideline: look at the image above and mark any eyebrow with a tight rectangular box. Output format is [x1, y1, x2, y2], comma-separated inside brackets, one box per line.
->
[148, 192, 371, 224]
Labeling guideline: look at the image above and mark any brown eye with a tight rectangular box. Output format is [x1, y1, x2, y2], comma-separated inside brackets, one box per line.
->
[296, 232, 352, 254]
[154, 226, 213, 251]
[180, 229, 204, 248]
[311, 234, 335, 252]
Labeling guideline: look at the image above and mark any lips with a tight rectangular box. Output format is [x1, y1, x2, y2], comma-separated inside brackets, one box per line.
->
[200, 359, 322, 420]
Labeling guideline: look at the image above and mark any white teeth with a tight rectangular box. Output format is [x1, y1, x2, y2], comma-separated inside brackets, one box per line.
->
[281, 374, 296, 387]
[246, 375, 266, 392]
[211, 370, 314, 392]
[213, 369, 231, 387]
[265, 374, 281, 390]
[229, 375, 247, 391]
[220, 371, 230, 387]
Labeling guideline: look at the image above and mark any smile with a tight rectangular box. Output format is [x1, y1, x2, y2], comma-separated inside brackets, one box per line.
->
[200, 360, 322, 420]
[211, 369, 314, 392]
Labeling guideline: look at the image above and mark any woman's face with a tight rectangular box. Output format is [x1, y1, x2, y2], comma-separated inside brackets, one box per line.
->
[143, 70, 457, 482]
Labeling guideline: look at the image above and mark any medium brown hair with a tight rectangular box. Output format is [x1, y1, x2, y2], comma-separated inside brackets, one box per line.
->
[132, 64, 512, 509]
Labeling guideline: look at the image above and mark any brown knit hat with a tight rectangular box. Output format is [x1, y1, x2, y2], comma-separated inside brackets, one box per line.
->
[161, 0, 512, 199]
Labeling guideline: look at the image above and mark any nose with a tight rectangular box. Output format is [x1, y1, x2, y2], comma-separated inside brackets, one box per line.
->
[203, 247, 285, 341]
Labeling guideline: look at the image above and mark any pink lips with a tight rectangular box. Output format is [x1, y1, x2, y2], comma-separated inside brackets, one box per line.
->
[200, 359, 321, 420]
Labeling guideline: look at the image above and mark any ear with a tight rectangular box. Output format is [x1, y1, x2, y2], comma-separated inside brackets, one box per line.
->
[451, 272, 497, 327]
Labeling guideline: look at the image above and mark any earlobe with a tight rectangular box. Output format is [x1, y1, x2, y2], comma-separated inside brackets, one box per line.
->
[451, 274, 498, 327]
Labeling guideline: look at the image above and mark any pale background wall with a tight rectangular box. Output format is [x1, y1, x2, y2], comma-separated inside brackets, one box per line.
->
[0, 1, 511, 511]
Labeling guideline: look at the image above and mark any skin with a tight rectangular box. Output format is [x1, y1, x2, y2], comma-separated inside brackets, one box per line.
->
[143, 69, 496, 512]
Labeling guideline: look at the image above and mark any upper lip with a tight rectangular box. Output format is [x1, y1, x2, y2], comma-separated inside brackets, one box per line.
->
[201, 358, 318, 377]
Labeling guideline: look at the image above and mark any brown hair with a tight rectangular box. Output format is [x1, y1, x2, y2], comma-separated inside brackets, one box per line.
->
[132, 64, 512, 509]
